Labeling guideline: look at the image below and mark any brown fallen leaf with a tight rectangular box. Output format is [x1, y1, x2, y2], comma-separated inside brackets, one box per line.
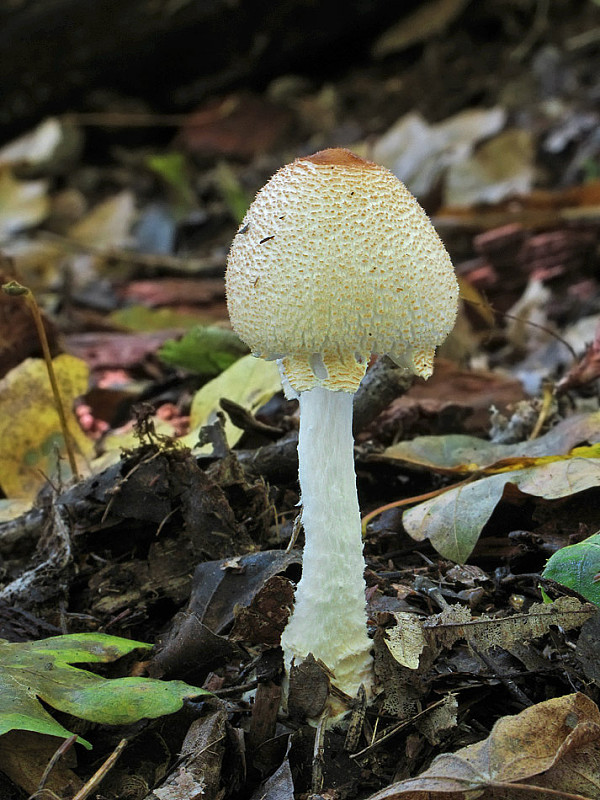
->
[0, 730, 82, 797]
[149, 550, 299, 680]
[152, 707, 227, 800]
[178, 93, 292, 159]
[366, 359, 527, 440]
[532, 721, 600, 799]
[385, 596, 594, 670]
[230, 574, 294, 646]
[63, 330, 178, 370]
[436, 180, 600, 232]
[119, 277, 225, 307]
[376, 411, 600, 475]
[249, 754, 295, 800]
[403, 455, 600, 562]
[372, 0, 470, 58]
[366, 692, 600, 800]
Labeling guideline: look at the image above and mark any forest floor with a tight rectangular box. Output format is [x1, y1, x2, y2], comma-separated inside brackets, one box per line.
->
[1, 2, 600, 799]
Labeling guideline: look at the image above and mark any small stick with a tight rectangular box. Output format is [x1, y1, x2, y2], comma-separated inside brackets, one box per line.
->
[286, 510, 303, 553]
[361, 479, 473, 535]
[32, 734, 78, 798]
[528, 380, 554, 440]
[311, 708, 329, 795]
[71, 738, 128, 800]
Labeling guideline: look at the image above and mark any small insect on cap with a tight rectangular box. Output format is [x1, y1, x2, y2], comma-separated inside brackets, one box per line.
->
[226, 148, 459, 393]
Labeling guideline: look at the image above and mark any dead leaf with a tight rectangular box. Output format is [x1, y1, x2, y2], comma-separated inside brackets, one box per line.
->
[384, 612, 428, 669]
[373, 108, 506, 198]
[0, 237, 64, 291]
[230, 575, 294, 646]
[64, 329, 180, 370]
[0, 119, 63, 168]
[119, 277, 225, 307]
[178, 93, 292, 159]
[288, 653, 330, 719]
[189, 550, 300, 636]
[153, 708, 227, 800]
[379, 411, 600, 474]
[532, 721, 600, 799]
[184, 354, 282, 451]
[430, 596, 593, 652]
[385, 597, 593, 671]
[366, 693, 600, 800]
[150, 550, 299, 680]
[415, 694, 458, 746]
[557, 318, 600, 394]
[0, 117, 81, 176]
[372, 0, 471, 58]
[444, 128, 535, 207]
[0, 354, 93, 499]
[68, 190, 135, 249]
[370, 359, 527, 439]
[0, 168, 49, 241]
[403, 456, 600, 562]
[249, 754, 295, 800]
[436, 178, 600, 231]
[576, 611, 600, 687]
[0, 730, 82, 796]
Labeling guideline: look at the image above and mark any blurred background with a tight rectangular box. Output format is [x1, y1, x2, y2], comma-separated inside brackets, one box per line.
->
[3, 7, 600, 798]
[2, 0, 600, 489]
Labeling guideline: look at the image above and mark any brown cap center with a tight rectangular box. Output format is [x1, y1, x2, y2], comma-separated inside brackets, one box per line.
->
[301, 148, 377, 169]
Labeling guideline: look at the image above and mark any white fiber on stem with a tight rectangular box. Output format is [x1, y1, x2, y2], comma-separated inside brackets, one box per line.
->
[280, 386, 373, 699]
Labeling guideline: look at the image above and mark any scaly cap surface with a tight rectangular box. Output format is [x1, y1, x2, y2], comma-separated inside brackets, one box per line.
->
[226, 148, 458, 393]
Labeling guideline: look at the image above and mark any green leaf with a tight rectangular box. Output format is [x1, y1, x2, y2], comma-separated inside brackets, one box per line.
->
[109, 305, 207, 332]
[159, 325, 248, 375]
[183, 354, 282, 451]
[145, 152, 196, 215]
[404, 457, 600, 563]
[0, 633, 208, 749]
[214, 161, 252, 223]
[542, 532, 600, 607]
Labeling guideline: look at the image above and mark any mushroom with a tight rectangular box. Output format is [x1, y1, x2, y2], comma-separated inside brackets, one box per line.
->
[225, 148, 459, 708]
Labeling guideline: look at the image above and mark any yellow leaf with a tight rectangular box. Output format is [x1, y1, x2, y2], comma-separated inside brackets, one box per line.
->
[481, 442, 600, 475]
[183, 355, 282, 451]
[68, 191, 135, 249]
[0, 355, 92, 499]
[458, 277, 495, 326]
[0, 499, 32, 522]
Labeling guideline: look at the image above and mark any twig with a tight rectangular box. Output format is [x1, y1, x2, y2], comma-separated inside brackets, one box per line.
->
[311, 709, 329, 795]
[71, 739, 128, 800]
[463, 295, 577, 360]
[528, 380, 555, 440]
[29, 735, 78, 800]
[361, 478, 473, 535]
[349, 696, 451, 759]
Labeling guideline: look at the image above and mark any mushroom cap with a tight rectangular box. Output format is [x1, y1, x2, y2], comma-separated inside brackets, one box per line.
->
[226, 148, 459, 393]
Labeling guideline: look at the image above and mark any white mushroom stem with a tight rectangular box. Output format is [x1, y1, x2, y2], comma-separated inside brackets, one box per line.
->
[280, 385, 373, 699]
